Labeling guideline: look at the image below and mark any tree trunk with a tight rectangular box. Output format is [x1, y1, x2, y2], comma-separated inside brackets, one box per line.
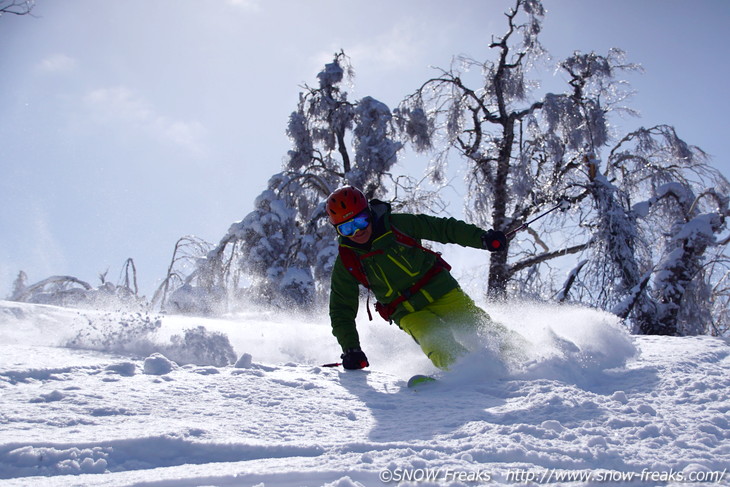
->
[487, 118, 515, 297]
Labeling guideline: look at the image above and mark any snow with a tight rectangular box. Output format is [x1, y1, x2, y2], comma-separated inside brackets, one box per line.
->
[1, 300, 729, 486]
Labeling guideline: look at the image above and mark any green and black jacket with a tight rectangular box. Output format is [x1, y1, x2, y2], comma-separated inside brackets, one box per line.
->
[329, 200, 487, 351]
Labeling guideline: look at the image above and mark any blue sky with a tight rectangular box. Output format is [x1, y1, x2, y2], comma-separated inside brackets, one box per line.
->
[1, 0, 728, 298]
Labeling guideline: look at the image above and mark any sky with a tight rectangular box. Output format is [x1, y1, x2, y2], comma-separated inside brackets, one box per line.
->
[1, 0, 728, 299]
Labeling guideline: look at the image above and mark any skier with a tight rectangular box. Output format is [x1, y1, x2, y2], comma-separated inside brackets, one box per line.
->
[326, 186, 508, 371]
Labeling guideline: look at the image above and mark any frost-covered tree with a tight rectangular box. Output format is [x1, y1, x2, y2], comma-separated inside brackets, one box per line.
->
[284, 52, 404, 198]
[584, 158, 644, 311]
[151, 236, 214, 313]
[398, 0, 587, 296]
[398, 0, 730, 335]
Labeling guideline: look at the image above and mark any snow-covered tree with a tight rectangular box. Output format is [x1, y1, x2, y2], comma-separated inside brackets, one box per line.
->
[241, 53, 408, 307]
[170, 52, 410, 311]
[225, 173, 315, 309]
[543, 58, 729, 335]
[622, 181, 728, 335]
[9, 260, 147, 311]
[397, 0, 730, 334]
[10, 271, 27, 298]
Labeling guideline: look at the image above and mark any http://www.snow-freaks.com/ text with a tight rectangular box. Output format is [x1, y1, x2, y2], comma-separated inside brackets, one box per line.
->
[378, 467, 727, 484]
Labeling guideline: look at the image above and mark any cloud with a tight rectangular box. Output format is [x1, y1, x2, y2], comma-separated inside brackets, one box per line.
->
[349, 24, 423, 70]
[226, 0, 261, 11]
[344, 22, 431, 73]
[36, 54, 77, 74]
[83, 86, 207, 156]
[309, 20, 440, 91]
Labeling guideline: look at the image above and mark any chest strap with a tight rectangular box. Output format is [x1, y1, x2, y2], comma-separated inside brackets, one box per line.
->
[373, 259, 449, 323]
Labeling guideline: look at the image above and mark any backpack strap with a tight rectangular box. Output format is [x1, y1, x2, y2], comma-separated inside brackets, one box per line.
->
[338, 246, 370, 288]
[389, 226, 452, 272]
[338, 246, 374, 321]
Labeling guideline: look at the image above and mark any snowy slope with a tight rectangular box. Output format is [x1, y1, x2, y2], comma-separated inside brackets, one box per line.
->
[0, 300, 728, 487]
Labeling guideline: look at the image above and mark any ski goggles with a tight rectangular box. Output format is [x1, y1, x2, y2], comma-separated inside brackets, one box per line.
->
[336, 211, 371, 237]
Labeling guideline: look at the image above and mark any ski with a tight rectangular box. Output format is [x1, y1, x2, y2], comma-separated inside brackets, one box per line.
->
[407, 374, 437, 388]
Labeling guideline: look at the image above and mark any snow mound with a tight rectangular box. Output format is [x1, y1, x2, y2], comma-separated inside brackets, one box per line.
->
[143, 353, 176, 375]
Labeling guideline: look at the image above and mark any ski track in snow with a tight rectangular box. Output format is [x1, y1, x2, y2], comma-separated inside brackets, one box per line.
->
[0, 300, 729, 486]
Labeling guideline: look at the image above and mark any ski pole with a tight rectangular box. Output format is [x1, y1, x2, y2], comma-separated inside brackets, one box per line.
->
[321, 362, 342, 368]
[506, 200, 570, 239]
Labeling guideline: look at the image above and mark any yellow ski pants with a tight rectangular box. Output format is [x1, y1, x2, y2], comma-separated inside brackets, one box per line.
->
[398, 287, 492, 369]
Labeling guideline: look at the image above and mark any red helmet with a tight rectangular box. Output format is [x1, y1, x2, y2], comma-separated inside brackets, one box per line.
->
[326, 186, 368, 225]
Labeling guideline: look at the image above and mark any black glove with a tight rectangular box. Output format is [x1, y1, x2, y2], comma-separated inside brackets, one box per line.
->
[341, 348, 369, 370]
[482, 230, 507, 252]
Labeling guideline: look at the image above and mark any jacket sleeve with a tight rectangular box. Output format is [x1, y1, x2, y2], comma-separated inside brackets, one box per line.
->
[391, 213, 486, 249]
[329, 256, 362, 351]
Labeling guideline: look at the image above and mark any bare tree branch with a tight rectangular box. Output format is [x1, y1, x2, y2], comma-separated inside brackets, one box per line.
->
[509, 242, 590, 276]
[0, 0, 34, 17]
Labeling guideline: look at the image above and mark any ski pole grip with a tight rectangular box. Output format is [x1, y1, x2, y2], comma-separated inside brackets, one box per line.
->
[483, 230, 507, 251]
